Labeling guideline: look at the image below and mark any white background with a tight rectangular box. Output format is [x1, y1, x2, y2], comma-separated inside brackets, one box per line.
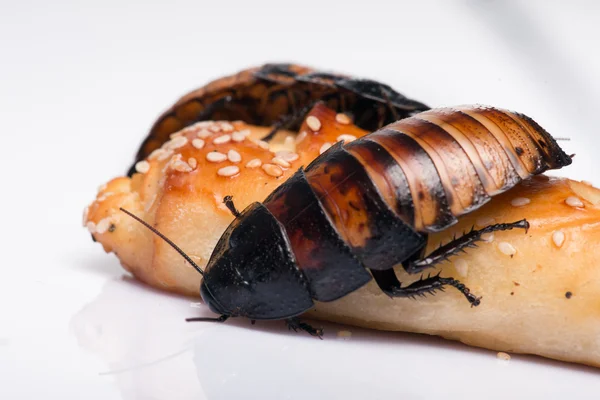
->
[1, 0, 600, 398]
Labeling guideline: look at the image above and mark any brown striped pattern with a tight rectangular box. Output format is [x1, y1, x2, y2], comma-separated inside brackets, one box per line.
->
[347, 105, 571, 232]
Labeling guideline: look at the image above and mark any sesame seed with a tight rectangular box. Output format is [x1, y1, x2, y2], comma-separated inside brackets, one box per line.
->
[86, 221, 96, 234]
[188, 157, 197, 169]
[96, 217, 112, 234]
[296, 131, 308, 144]
[497, 352, 511, 361]
[157, 150, 173, 161]
[565, 196, 584, 208]
[272, 157, 291, 168]
[498, 242, 517, 256]
[82, 206, 89, 227]
[239, 129, 251, 137]
[336, 113, 352, 125]
[217, 165, 240, 177]
[262, 163, 283, 177]
[337, 330, 353, 338]
[552, 230, 565, 248]
[165, 135, 188, 150]
[206, 151, 227, 163]
[481, 232, 494, 243]
[192, 138, 205, 149]
[231, 131, 246, 142]
[209, 124, 221, 133]
[454, 259, 469, 277]
[306, 116, 321, 131]
[246, 158, 262, 168]
[228, 149, 242, 163]
[170, 131, 183, 139]
[511, 197, 531, 207]
[97, 192, 113, 202]
[476, 216, 496, 227]
[135, 160, 150, 174]
[337, 134, 357, 143]
[220, 122, 234, 132]
[213, 134, 231, 145]
[284, 135, 295, 148]
[275, 151, 299, 162]
[148, 148, 168, 161]
[169, 154, 192, 172]
[197, 129, 212, 139]
[256, 140, 270, 150]
[319, 142, 332, 154]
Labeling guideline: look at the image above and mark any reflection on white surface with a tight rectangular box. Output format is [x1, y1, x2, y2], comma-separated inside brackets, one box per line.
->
[71, 277, 600, 400]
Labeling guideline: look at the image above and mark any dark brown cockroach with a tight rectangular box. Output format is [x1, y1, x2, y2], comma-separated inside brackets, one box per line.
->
[122, 105, 572, 336]
[127, 63, 429, 176]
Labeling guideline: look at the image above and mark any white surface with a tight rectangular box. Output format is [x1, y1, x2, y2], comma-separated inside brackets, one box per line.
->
[2, 0, 600, 398]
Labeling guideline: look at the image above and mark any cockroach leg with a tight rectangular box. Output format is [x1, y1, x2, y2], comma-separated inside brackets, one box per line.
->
[223, 195, 241, 217]
[404, 219, 530, 274]
[371, 269, 481, 307]
[286, 317, 323, 339]
[192, 95, 233, 123]
[186, 314, 230, 323]
[379, 85, 400, 121]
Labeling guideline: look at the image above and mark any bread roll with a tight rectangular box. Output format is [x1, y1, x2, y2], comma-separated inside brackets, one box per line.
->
[85, 105, 600, 367]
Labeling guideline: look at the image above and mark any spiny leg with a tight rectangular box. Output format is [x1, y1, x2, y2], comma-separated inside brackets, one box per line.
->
[404, 219, 529, 275]
[371, 269, 481, 307]
[286, 317, 323, 339]
[262, 101, 318, 142]
[223, 195, 241, 217]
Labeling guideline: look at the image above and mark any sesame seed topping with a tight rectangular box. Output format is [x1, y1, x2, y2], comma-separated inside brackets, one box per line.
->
[565, 196, 584, 208]
[220, 122, 234, 132]
[213, 134, 231, 145]
[188, 157, 197, 169]
[275, 151, 299, 162]
[552, 230, 565, 248]
[86, 221, 96, 234]
[197, 129, 212, 139]
[82, 206, 89, 227]
[238, 129, 251, 137]
[284, 135, 295, 149]
[217, 165, 240, 177]
[271, 157, 291, 168]
[165, 135, 188, 150]
[511, 197, 531, 207]
[306, 116, 321, 131]
[206, 151, 227, 163]
[231, 132, 246, 142]
[337, 134, 357, 143]
[157, 150, 173, 161]
[498, 242, 517, 256]
[169, 154, 192, 172]
[319, 142, 332, 154]
[296, 131, 308, 144]
[246, 158, 262, 168]
[209, 124, 221, 133]
[97, 192, 113, 202]
[135, 160, 150, 174]
[262, 163, 283, 177]
[454, 259, 468, 277]
[256, 140, 270, 150]
[192, 138, 205, 149]
[497, 352, 511, 361]
[95, 217, 112, 234]
[148, 148, 168, 161]
[228, 149, 242, 163]
[336, 113, 352, 125]
[170, 131, 183, 139]
[476, 216, 496, 227]
[481, 232, 494, 243]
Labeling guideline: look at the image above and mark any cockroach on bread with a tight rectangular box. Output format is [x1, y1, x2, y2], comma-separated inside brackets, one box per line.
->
[128, 63, 429, 176]
[122, 105, 572, 337]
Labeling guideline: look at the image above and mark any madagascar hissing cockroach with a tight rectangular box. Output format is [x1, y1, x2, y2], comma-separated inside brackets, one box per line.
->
[127, 63, 429, 176]
[121, 105, 572, 336]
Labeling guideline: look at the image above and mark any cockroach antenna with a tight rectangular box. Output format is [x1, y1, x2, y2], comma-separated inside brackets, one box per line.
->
[119, 208, 204, 276]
